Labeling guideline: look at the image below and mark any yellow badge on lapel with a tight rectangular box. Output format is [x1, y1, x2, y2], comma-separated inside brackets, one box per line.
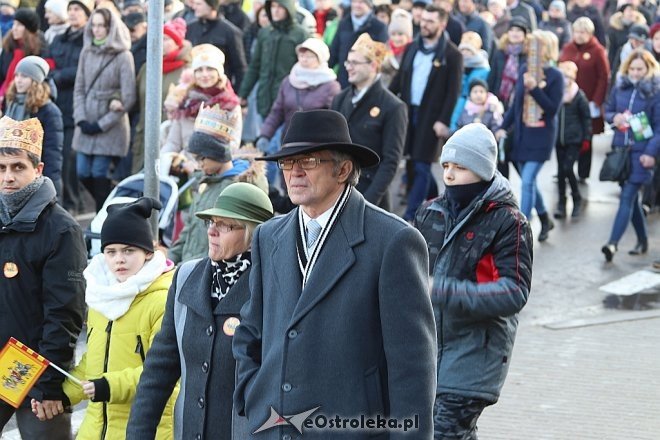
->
[369, 106, 380, 118]
[582, 53, 591, 60]
[223, 317, 240, 336]
[433, 59, 441, 68]
[3, 262, 18, 278]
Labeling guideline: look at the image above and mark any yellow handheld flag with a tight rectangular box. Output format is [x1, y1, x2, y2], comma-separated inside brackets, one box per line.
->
[0, 338, 49, 408]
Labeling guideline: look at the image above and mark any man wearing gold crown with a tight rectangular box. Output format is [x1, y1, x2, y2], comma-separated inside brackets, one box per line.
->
[168, 104, 268, 264]
[0, 116, 86, 439]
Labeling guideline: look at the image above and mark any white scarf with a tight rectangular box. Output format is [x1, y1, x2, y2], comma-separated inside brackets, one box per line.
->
[84, 251, 169, 321]
[288, 62, 337, 89]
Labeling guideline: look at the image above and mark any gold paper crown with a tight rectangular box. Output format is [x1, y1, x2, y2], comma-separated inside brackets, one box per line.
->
[0, 116, 44, 158]
[194, 103, 240, 144]
[350, 33, 387, 65]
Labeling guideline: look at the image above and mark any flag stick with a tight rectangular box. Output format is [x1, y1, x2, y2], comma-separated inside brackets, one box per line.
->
[48, 362, 82, 386]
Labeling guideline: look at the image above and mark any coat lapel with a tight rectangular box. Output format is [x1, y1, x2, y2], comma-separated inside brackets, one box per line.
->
[270, 210, 304, 312]
[178, 258, 214, 320]
[288, 191, 365, 328]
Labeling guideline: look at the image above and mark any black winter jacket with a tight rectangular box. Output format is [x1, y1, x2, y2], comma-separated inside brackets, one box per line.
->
[0, 178, 86, 406]
[414, 172, 533, 402]
[185, 17, 247, 90]
[557, 88, 591, 147]
[35, 102, 64, 196]
[50, 27, 84, 128]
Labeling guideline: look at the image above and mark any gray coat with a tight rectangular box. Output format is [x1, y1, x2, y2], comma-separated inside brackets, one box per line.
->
[72, 12, 136, 157]
[127, 258, 250, 439]
[233, 189, 437, 439]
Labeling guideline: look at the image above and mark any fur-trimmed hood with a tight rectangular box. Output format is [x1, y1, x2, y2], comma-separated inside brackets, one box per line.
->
[615, 74, 660, 98]
[609, 10, 647, 31]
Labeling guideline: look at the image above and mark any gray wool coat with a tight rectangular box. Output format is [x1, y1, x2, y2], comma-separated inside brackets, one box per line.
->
[233, 189, 437, 439]
[72, 13, 136, 157]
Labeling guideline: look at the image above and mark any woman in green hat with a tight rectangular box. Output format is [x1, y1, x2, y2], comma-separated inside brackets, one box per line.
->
[126, 182, 273, 440]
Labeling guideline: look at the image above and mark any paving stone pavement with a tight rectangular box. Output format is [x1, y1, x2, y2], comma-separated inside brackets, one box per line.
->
[478, 317, 660, 440]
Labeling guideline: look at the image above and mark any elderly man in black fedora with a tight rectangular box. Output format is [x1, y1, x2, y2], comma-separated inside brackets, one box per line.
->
[232, 109, 436, 439]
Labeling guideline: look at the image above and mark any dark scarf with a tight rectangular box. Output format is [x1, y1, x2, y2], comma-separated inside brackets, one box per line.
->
[444, 180, 491, 219]
[210, 252, 251, 306]
[417, 31, 447, 56]
[163, 48, 185, 74]
[175, 79, 240, 119]
[5, 93, 27, 121]
[0, 176, 44, 225]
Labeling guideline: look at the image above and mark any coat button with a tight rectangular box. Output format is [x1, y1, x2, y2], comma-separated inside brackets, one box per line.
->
[198, 397, 205, 408]
[288, 329, 298, 339]
[196, 434, 201, 440]
[206, 325, 214, 336]
[282, 383, 292, 392]
[202, 362, 209, 373]
[282, 435, 292, 440]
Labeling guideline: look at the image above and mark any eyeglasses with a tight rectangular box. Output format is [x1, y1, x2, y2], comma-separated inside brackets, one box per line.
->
[204, 219, 245, 233]
[344, 59, 371, 68]
[277, 157, 335, 170]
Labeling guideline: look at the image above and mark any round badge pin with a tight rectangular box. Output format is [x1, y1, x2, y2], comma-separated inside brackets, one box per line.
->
[369, 106, 380, 118]
[583, 53, 591, 60]
[3, 262, 18, 278]
[223, 317, 240, 336]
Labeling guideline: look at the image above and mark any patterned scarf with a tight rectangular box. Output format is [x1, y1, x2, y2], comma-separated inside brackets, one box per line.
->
[499, 44, 523, 105]
[210, 252, 251, 306]
[174, 78, 239, 120]
[0, 176, 44, 225]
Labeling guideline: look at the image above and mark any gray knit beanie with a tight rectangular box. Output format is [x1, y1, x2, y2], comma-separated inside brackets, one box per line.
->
[440, 123, 497, 181]
[15, 56, 50, 84]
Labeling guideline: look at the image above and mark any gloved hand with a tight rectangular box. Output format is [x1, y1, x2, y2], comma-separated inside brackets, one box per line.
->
[78, 121, 102, 135]
[255, 136, 270, 152]
[580, 139, 591, 154]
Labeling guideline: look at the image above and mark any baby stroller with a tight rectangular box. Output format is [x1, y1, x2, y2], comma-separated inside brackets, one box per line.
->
[85, 174, 179, 258]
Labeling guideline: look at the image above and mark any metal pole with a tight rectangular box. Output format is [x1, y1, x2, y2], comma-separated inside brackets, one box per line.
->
[144, 0, 164, 239]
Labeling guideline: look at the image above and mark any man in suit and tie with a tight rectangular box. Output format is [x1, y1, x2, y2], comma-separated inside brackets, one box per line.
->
[232, 109, 436, 439]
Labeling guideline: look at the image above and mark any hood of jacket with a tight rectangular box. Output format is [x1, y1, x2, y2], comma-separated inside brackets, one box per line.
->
[84, 250, 175, 321]
[615, 74, 660, 98]
[265, 0, 295, 29]
[2, 177, 57, 232]
[609, 10, 647, 31]
[83, 11, 131, 53]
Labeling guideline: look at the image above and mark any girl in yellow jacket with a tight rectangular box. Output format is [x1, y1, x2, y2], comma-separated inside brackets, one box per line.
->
[33, 197, 177, 439]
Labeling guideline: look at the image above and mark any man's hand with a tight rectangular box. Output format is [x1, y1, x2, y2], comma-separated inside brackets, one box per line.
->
[433, 121, 449, 139]
[30, 399, 64, 421]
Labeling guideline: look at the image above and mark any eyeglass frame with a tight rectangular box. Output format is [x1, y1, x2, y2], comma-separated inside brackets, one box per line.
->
[204, 219, 246, 233]
[277, 156, 336, 170]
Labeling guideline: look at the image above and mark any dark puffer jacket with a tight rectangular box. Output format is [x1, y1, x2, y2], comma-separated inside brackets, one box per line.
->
[414, 172, 533, 402]
[50, 27, 84, 128]
[557, 88, 591, 147]
[605, 75, 660, 185]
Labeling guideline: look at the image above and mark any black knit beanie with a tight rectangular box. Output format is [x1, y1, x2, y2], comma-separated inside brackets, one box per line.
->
[188, 131, 232, 163]
[14, 8, 40, 34]
[101, 197, 162, 252]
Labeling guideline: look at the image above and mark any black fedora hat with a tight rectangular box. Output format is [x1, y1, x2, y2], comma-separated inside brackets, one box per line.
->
[256, 109, 380, 168]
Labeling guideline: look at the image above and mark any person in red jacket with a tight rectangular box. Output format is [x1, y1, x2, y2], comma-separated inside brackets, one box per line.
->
[560, 16, 610, 180]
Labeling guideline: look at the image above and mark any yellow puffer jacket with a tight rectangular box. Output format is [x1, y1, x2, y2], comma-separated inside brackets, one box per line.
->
[63, 254, 178, 440]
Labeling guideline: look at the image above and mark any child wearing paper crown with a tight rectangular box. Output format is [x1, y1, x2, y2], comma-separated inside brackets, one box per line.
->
[554, 60, 591, 219]
[414, 123, 533, 439]
[31, 197, 178, 439]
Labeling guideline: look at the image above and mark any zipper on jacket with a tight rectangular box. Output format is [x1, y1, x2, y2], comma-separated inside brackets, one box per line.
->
[135, 335, 145, 362]
[101, 321, 113, 440]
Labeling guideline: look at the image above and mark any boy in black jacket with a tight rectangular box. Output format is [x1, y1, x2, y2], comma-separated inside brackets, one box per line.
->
[555, 61, 592, 218]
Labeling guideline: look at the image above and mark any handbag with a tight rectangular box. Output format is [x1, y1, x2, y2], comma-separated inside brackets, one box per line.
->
[599, 146, 631, 182]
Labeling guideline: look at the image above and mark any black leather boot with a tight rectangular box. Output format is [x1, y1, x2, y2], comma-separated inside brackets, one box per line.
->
[572, 195, 583, 218]
[554, 198, 567, 219]
[629, 240, 648, 255]
[538, 212, 554, 242]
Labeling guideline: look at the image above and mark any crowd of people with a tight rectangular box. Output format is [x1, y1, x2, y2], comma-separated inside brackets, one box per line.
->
[0, 0, 659, 438]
